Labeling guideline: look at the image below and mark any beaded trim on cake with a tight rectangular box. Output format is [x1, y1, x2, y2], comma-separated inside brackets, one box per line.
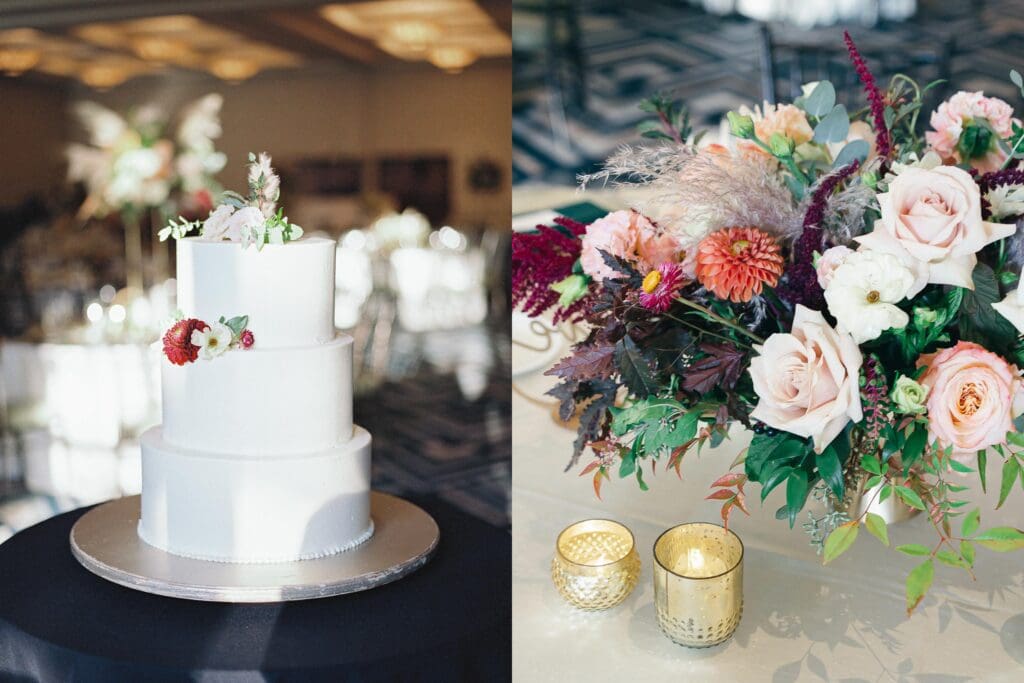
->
[137, 519, 375, 564]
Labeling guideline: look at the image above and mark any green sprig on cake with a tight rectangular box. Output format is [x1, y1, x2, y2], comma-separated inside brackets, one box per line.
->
[159, 152, 303, 250]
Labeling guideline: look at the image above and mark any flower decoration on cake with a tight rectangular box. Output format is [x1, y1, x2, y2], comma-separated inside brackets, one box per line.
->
[159, 152, 303, 250]
[162, 314, 253, 365]
[512, 30, 1024, 616]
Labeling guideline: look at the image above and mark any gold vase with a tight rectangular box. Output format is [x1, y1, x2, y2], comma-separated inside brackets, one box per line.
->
[551, 519, 640, 610]
[653, 522, 743, 647]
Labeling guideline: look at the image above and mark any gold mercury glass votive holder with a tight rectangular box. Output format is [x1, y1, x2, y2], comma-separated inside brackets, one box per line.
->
[653, 522, 744, 647]
[551, 519, 640, 610]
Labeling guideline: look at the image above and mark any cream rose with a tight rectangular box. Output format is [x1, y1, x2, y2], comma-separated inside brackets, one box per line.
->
[992, 275, 1024, 334]
[918, 341, 1023, 456]
[855, 165, 1015, 296]
[749, 305, 863, 452]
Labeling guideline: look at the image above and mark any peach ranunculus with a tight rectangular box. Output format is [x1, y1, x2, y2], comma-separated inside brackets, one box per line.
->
[925, 91, 1019, 171]
[917, 341, 1023, 456]
[754, 103, 814, 146]
[855, 165, 1015, 296]
[736, 103, 814, 158]
[579, 210, 680, 282]
[749, 305, 863, 452]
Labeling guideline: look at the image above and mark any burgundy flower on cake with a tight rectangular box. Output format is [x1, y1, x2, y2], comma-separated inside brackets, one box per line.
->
[163, 318, 208, 365]
[239, 329, 255, 349]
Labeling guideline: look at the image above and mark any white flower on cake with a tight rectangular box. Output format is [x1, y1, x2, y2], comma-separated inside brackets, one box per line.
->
[191, 321, 234, 360]
[992, 274, 1024, 334]
[158, 152, 303, 250]
[201, 204, 236, 240]
[823, 250, 914, 343]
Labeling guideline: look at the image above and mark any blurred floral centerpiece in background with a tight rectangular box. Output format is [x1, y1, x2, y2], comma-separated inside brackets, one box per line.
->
[66, 94, 227, 293]
[513, 31, 1024, 614]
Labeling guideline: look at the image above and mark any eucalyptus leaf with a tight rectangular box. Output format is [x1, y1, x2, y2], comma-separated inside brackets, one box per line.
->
[813, 104, 850, 144]
[804, 80, 836, 117]
[832, 139, 870, 169]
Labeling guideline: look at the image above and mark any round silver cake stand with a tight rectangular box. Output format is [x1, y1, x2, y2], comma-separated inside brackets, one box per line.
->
[69, 492, 439, 603]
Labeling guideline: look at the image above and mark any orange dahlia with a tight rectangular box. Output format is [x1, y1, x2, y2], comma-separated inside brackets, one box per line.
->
[695, 227, 784, 303]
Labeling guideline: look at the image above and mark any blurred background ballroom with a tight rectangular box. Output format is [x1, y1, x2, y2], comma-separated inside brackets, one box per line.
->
[0, 0, 512, 541]
[512, 0, 1020, 191]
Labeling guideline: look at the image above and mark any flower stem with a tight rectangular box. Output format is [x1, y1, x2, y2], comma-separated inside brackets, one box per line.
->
[672, 297, 765, 344]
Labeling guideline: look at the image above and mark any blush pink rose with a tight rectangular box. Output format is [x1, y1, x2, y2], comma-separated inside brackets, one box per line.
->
[918, 341, 1023, 457]
[749, 305, 863, 452]
[855, 165, 1015, 295]
[815, 245, 854, 289]
[925, 91, 1019, 171]
[579, 210, 680, 282]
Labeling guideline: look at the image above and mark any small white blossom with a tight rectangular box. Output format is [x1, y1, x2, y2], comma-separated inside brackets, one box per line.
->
[986, 184, 1024, 221]
[191, 322, 233, 360]
[824, 250, 915, 343]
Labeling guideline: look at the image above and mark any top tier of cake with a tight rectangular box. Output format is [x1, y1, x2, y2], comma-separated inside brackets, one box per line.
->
[176, 236, 336, 348]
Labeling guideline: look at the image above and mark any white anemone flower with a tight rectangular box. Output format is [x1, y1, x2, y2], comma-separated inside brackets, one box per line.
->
[824, 250, 915, 344]
[191, 322, 233, 360]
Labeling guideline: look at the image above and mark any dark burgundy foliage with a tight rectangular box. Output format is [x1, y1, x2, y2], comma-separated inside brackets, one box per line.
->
[511, 216, 590, 323]
[843, 31, 891, 159]
[681, 342, 746, 394]
[779, 160, 861, 310]
[544, 342, 616, 381]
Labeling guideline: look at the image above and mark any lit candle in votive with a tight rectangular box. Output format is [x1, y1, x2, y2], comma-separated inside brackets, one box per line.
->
[675, 545, 728, 578]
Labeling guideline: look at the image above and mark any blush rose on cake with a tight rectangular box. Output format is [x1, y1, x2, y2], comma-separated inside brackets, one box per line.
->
[512, 31, 1024, 614]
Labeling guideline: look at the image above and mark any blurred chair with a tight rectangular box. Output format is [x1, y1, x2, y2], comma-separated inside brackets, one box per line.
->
[513, 0, 588, 153]
[760, 24, 953, 107]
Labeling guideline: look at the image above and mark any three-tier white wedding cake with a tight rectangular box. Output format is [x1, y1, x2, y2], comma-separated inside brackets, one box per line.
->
[138, 153, 373, 563]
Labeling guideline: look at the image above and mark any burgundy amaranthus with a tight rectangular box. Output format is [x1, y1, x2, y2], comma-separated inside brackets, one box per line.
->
[779, 160, 861, 310]
[512, 216, 590, 323]
[844, 31, 891, 160]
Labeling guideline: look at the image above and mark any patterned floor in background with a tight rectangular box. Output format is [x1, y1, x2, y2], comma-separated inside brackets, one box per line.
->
[513, 0, 1024, 185]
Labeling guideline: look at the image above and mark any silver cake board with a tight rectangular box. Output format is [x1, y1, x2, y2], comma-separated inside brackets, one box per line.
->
[69, 492, 439, 603]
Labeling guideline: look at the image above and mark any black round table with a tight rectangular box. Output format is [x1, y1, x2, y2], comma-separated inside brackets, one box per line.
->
[0, 496, 510, 682]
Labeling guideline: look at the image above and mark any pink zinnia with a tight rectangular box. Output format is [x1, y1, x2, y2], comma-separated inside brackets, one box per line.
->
[638, 262, 685, 312]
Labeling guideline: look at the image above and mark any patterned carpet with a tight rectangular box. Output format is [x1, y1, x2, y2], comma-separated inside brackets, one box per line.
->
[513, 0, 1024, 185]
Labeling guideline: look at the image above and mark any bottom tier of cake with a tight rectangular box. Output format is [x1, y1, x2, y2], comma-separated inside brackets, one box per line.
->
[137, 425, 373, 563]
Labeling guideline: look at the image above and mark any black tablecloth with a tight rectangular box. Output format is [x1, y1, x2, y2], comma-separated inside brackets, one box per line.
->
[0, 497, 511, 683]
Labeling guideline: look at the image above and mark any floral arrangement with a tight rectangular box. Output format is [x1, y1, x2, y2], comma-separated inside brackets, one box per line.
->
[159, 152, 303, 250]
[512, 31, 1024, 615]
[67, 95, 227, 218]
[163, 314, 253, 365]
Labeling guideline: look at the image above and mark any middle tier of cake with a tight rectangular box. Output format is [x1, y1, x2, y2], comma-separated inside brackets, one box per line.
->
[162, 334, 353, 455]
